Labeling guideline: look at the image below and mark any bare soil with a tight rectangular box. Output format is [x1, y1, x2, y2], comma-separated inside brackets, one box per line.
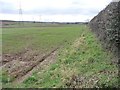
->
[2, 47, 59, 83]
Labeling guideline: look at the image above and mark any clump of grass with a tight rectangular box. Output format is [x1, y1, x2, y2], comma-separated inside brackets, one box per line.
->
[1, 70, 15, 85]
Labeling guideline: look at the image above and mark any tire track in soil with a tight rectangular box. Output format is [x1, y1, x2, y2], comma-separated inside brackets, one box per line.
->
[12, 47, 59, 84]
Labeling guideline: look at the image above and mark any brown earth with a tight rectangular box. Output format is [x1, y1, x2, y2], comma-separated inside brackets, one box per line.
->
[2, 47, 59, 83]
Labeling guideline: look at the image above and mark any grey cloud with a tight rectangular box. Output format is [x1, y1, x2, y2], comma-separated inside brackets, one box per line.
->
[0, 1, 100, 17]
[22, 7, 99, 16]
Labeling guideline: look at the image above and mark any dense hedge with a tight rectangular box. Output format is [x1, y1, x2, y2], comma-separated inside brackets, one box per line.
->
[89, 2, 120, 62]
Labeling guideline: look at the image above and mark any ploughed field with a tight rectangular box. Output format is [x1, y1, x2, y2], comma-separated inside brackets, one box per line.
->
[1, 23, 118, 88]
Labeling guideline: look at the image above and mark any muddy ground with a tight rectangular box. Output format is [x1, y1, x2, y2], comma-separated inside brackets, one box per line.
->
[1, 47, 59, 83]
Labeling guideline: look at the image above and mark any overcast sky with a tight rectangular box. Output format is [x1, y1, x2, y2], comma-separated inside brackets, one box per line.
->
[0, 0, 112, 22]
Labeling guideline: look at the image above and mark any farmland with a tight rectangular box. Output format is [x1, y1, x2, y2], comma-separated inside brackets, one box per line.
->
[1, 22, 118, 88]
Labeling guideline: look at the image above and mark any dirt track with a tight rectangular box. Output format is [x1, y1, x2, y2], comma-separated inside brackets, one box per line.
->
[2, 47, 59, 83]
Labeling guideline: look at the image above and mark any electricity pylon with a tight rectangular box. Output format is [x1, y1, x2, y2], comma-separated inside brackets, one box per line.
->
[19, 0, 24, 26]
